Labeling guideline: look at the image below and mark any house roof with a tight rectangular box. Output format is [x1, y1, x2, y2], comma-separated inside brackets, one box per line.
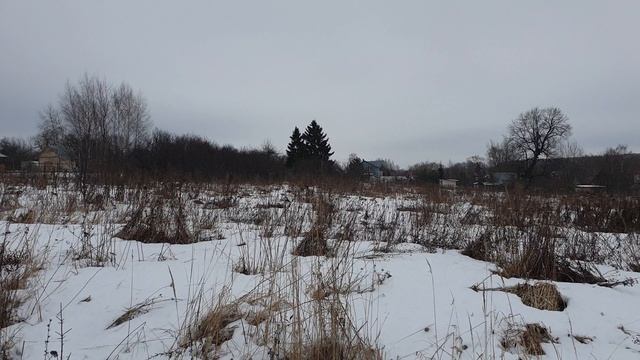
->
[362, 160, 384, 169]
[40, 146, 71, 160]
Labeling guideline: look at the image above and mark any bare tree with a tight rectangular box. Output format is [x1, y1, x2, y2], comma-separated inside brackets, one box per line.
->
[486, 137, 519, 168]
[111, 83, 150, 155]
[558, 139, 584, 158]
[373, 158, 399, 175]
[508, 107, 571, 181]
[554, 139, 585, 188]
[36, 104, 66, 149]
[58, 74, 111, 183]
[604, 144, 631, 157]
[596, 144, 634, 191]
[38, 74, 151, 184]
[466, 155, 487, 182]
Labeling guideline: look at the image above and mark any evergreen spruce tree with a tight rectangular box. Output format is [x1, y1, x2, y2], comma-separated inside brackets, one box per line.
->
[285, 127, 305, 167]
[301, 120, 334, 161]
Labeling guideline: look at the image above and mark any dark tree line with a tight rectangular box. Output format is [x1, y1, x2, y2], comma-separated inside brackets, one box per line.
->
[128, 131, 285, 181]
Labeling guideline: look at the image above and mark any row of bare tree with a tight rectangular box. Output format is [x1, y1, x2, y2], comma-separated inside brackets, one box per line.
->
[38, 75, 150, 183]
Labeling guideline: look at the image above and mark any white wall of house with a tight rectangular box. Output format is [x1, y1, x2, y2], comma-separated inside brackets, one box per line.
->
[439, 179, 458, 188]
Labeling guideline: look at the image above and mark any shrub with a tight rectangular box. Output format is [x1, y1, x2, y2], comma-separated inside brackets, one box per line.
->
[116, 196, 194, 244]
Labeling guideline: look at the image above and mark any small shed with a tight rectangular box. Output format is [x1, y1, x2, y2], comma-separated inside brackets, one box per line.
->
[439, 179, 459, 188]
[575, 184, 606, 193]
[493, 172, 517, 185]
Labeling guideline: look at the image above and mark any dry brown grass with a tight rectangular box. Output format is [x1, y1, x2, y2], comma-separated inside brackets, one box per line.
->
[501, 323, 556, 356]
[472, 282, 566, 312]
[4, 179, 640, 358]
[1, 238, 37, 329]
[1, 228, 41, 358]
[500, 253, 606, 284]
[0, 189, 19, 215]
[293, 195, 334, 257]
[624, 233, 640, 272]
[462, 223, 608, 284]
[244, 308, 271, 327]
[573, 334, 593, 344]
[116, 196, 194, 244]
[203, 196, 237, 210]
[564, 195, 640, 233]
[181, 302, 241, 354]
[505, 283, 566, 311]
[107, 300, 154, 329]
[9, 209, 36, 224]
[293, 225, 331, 257]
[291, 338, 383, 360]
[0, 285, 22, 330]
[461, 228, 492, 260]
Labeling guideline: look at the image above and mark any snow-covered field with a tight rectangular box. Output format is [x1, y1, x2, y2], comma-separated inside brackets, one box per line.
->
[1, 183, 639, 359]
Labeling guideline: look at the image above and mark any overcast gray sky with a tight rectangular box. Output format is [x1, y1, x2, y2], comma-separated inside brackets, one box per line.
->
[1, 1, 639, 166]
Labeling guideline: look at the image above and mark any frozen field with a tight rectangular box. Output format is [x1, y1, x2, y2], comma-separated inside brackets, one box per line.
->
[1, 183, 639, 359]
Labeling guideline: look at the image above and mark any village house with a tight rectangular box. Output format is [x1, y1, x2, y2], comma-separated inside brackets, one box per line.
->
[39, 147, 74, 172]
[439, 178, 458, 188]
[361, 160, 384, 179]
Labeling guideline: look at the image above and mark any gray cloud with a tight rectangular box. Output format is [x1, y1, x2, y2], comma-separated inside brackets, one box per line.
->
[2, 1, 639, 166]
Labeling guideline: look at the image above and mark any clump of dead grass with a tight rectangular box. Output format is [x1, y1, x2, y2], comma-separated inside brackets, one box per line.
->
[292, 338, 383, 360]
[1, 227, 41, 357]
[465, 224, 609, 284]
[203, 196, 237, 210]
[107, 299, 154, 329]
[505, 283, 566, 311]
[501, 323, 557, 356]
[0, 188, 19, 215]
[500, 254, 606, 284]
[180, 302, 241, 355]
[471, 281, 566, 311]
[572, 334, 593, 344]
[566, 195, 640, 233]
[9, 209, 36, 224]
[293, 195, 335, 257]
[293, 225, 331, 257]
[242, 292, 289, 328]
[624, 233, 640, 272]
[116, 196, 195, 244]
[461, 228, 493, 260]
